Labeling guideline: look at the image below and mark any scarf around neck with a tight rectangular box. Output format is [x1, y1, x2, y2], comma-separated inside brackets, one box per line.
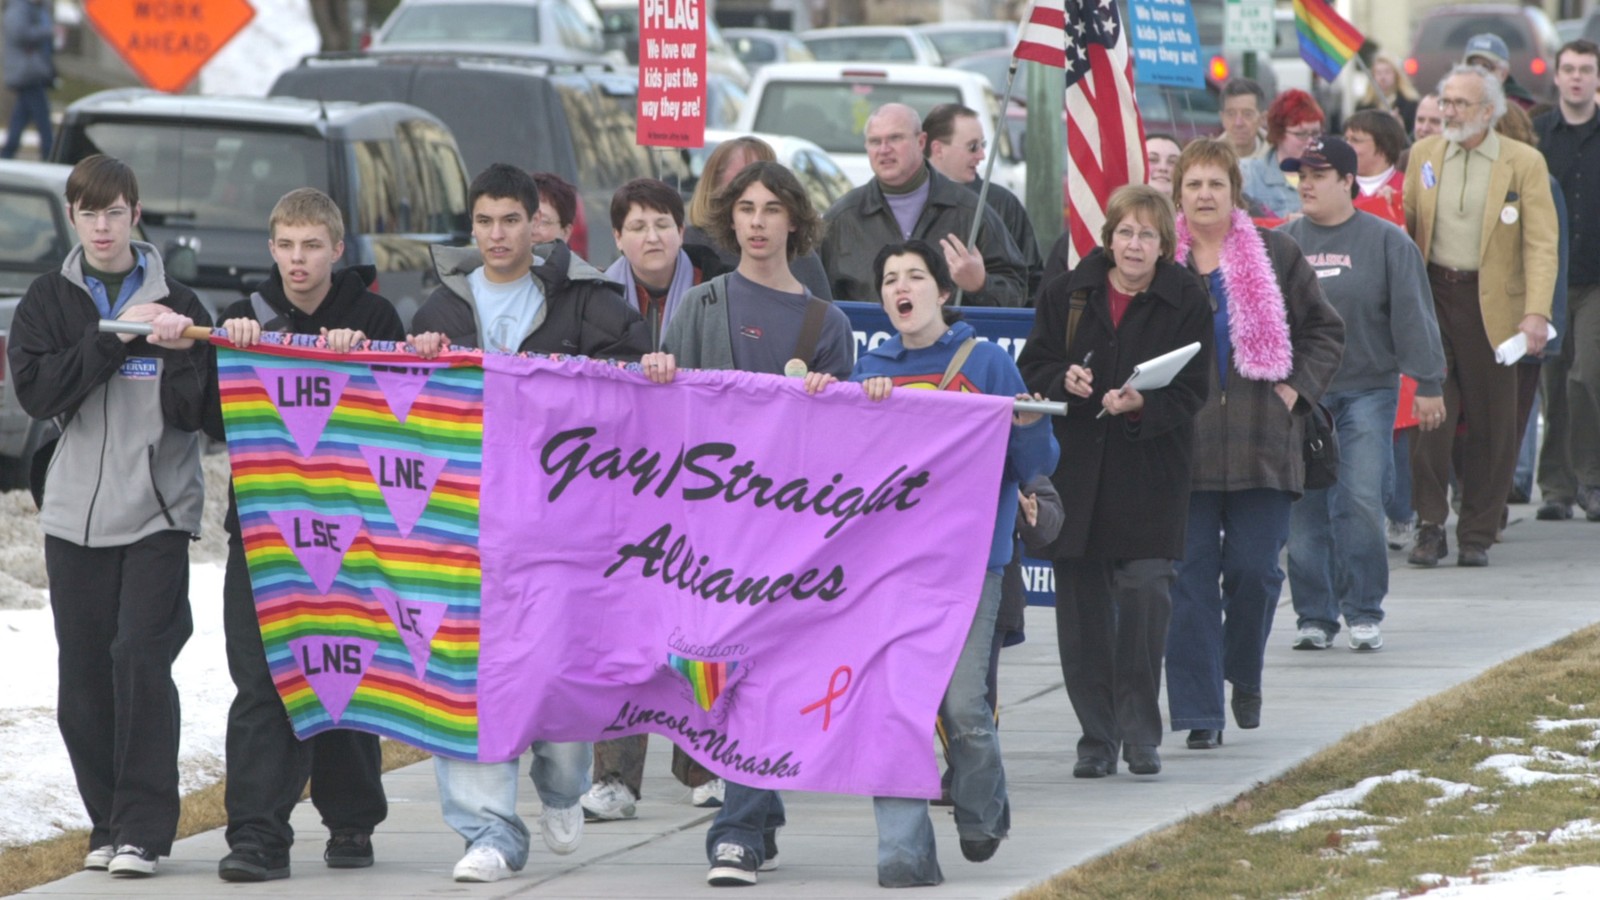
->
[1174, 207, 1294, 381]
[605, 248, 696, 332]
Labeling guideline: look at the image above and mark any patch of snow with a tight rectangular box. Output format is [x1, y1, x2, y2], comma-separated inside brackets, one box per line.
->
[1476, 752, 1599, 786]
[1367, 865, 1600, 899]
[0, 563, 229, 850]
[1249, 771, 1471, 835]
[1531, 717, 1600, 733]
[1548, 819, 1600, 844]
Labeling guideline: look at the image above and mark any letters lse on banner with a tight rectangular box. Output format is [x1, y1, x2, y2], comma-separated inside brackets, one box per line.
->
[217, 342, 1013, 797]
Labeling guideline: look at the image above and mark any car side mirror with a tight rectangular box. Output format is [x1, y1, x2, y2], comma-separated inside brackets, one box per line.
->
[164, 242, 198, 283]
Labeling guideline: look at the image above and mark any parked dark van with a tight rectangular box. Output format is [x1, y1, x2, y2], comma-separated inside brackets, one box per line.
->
[271, 53, 684, 268]
[53, 89, 472, 324]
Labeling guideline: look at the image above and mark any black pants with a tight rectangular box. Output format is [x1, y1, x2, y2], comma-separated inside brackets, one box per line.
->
[46, 531, 194, 856]
[223, 539, 387, 851]
[1053, 558, 1174, 766]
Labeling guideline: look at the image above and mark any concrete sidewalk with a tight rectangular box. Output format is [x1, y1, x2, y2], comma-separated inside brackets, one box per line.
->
[24, 509, 1600, 899]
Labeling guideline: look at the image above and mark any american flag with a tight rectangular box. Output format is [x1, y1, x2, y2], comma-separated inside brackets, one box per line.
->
[1015, 0, 1146, 264]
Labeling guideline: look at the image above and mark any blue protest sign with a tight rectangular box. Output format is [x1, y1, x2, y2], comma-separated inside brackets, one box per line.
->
[1127, 0, 1206, 90]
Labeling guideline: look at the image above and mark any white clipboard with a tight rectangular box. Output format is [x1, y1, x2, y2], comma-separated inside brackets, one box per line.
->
[1095, 341, 1203, 418]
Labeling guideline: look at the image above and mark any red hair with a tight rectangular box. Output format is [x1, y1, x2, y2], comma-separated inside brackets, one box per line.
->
[1265, 89, 1325, 146]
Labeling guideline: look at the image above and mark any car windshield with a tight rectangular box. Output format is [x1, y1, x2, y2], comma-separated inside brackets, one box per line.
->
[804, 36, 918, 62]
[751, 80, 963, 154]
[77, 123, 330, 230]
[923, 30, 1009, 62]
[0, 185, 67, 282]
[383, 3, 540, 44]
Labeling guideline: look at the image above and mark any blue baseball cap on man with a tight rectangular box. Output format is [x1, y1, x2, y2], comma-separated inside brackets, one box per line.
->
[1463, 34, 1510, 69]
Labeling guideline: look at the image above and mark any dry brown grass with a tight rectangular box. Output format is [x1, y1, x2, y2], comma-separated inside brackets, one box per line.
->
[1016, 623, 1600, 900]
[0, 740, 431, 897]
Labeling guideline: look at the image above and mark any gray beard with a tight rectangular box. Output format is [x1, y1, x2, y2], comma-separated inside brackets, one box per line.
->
[1443, 120, 1489, 144]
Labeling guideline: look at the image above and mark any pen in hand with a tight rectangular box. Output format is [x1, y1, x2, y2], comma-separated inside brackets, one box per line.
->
[1081, 350, 1094, 368]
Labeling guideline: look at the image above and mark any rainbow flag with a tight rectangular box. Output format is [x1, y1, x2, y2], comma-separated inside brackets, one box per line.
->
[1294, 0, 1364, 82]
[217, 335, 486, 758]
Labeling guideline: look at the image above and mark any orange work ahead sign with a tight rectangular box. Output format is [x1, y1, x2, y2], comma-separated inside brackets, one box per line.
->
[84, 0, 257, 94]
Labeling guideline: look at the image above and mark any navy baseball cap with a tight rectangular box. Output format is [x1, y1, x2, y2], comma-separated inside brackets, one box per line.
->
[1463, 34, 1510, 68]
[1280, 137, 1358, 179]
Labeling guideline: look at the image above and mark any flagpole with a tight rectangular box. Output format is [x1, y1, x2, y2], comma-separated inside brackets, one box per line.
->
[952, 1, 1039, 308]
[1346, 53, 1389, 112]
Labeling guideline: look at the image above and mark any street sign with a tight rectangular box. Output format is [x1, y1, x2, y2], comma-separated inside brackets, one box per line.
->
[83, 0, 256, 94]
[1224, 0, 1275, 54]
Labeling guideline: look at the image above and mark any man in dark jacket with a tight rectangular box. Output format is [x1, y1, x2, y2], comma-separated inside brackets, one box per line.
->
[410, 164, 651, 361]
[202, 188, 400, 883]
[1, 0, 53, 159]
[922, 103, 1044, 296]
[7, 154, 212, 877]
[819, 103, 1029, 306]
[407, 163, 649, 884]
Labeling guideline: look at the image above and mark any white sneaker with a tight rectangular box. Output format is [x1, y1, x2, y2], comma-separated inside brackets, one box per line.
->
[1292, 625, 1331, 650]
[540, 803, 583, 855]
[1349, 623, 1383, 651]
[83, 845, 115, 871]
[452, 844, 511, 882]
[692, 778, 725, 808]
[107, 845, 157, 877]
[581, 780, 637, 821]
[1386, 518, 1414, 551]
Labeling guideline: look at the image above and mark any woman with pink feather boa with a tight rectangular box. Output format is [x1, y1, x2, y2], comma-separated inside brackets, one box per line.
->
[1163, 140, 1345, 752]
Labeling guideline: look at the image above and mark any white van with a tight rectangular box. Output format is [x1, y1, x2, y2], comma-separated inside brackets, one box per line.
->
[733, 62, 1023, 195]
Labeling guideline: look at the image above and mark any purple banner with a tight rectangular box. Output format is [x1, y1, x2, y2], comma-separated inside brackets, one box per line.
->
[475, 356, 1011, 798]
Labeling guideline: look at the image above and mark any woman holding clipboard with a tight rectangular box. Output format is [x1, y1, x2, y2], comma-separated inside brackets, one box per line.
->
[1018, 185, 1212, 778]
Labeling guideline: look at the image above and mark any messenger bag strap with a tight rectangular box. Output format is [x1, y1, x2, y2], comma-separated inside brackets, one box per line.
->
[938, 338, 980, 391]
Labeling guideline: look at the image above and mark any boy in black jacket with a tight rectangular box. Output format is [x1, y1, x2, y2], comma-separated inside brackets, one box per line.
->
[202, 188, 402, 882]
[7, 154, 212, 878]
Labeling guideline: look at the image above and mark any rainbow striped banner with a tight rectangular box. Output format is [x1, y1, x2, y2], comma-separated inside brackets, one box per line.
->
[1293, 0, 1364, 82]
[217, 335, 486, 758]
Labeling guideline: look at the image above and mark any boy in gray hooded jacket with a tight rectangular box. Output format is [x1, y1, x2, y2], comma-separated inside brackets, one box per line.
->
[6, 154, 211, 878]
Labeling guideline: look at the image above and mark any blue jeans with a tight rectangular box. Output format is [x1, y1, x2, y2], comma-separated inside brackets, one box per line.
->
[1514, 390, 1540, 499]
[705, 781, 785, 866]
[1288, 387, 1398, 634]
[434, 741, 590, 870]
[873, 572, 1008, 887]
[1167, 489, 1293, 731]
[1, 85, 52, 159]
[1384, 428, 1414, 523]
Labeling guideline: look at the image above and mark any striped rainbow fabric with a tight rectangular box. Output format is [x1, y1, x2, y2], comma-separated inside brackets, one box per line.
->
[217, 338, 485, 758]
[1293, 0, 1365, 82]
[669, 653, 740, 712]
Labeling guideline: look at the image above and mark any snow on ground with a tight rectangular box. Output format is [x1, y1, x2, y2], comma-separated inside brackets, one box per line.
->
[0, 562, 230, 850]
[1248, 770, 1476, 835]
[1367, 865, 1600, 899]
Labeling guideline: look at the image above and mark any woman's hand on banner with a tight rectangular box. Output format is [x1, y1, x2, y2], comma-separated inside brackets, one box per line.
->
[640, 352, 677, 384]
[861, 377, 893, 402]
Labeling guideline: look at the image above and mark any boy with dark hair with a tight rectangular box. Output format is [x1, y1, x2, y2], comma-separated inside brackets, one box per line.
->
[6, 153, 212, 878]
[640, 160, 853, 886]
[604, 177, 730, 350]
[408, 162, 650, 883]
[203, 187, 401, 882]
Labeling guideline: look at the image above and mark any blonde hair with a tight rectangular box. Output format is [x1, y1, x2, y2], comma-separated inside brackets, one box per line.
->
[268, 187, 344, 245]
[688, 136, 776, 230]
[1101, 185, 1177, 260]
[1361, 53, 1420, 107]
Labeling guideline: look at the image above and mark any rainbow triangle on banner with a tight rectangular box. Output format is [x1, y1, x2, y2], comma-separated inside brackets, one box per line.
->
[218, 345, 487, 758]
[670, 653, 740, 712]
[1293, 0, 1365, 82]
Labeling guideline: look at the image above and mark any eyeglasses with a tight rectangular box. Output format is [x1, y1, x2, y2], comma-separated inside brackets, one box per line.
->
[1437, 98, 1483, 112]
[1113, 226, 1162, 245]
[1285, 128, 1322, 141]
[532, 215, 563, 230]
[73, 206, 131, 225]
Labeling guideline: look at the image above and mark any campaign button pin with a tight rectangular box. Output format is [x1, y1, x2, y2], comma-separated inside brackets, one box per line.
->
[783, 359, 808, 378]
[1501, 205, 1519, 225]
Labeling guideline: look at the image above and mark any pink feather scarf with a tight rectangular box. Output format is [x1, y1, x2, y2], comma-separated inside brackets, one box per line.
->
[1174, 208, 1294, 382]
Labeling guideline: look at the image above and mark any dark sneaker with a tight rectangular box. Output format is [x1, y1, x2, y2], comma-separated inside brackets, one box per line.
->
[1408, 523, 1448, 567]
[707, 842, 758, 886]
[1458, 545, 1489, 567]
[1582, 486, 1600, 521]
[1186, 729, 1223, 749]
[107, 845, 158, 878]
[219, 844, 291, 882]
[325, 829, 374, 869]
[760, 830, 780, 872]
[959, 836, 1000, 862]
